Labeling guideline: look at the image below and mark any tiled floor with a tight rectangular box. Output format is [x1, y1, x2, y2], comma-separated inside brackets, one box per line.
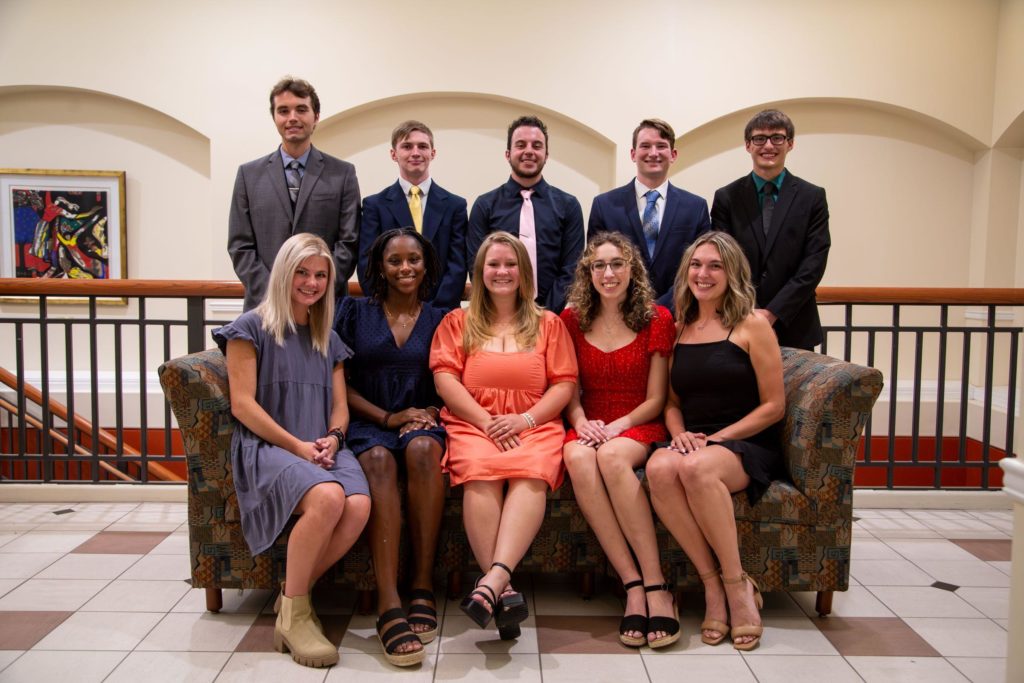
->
[0, 502, 1012, 682]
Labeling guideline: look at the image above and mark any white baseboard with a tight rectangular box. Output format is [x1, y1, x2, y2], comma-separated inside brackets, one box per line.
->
[853, 488, 1011, 509]
[0, 483, 186, 503]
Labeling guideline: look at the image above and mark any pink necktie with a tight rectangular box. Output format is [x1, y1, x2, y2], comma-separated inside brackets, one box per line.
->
[519, 189, 538, 285]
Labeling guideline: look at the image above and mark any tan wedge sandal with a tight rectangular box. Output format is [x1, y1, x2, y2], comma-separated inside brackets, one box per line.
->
[722, 572, 763, 651]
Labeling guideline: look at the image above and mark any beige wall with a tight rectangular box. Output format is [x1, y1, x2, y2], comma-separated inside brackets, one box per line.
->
[1, 0, 1021, 293]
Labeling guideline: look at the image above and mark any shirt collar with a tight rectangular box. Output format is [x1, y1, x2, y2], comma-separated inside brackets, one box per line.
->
[398, 176, 432, 196]
[634, 177, 669, 201]
[280, 146, 312, 168]
[752, 169, 786, 193]
[504, 176, 547, 197]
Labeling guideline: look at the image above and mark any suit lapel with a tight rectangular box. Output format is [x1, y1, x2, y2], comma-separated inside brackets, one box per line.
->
[423, 183, 446, 241]
[292, 146, 323, 228]
[739, 175, 766, 254]
[652, 183, 679, 264]
[384, 182, 414, 229]
[621, 182, 650, 266]
[764, 173, 798, 257]
[267, 152, 293, 220]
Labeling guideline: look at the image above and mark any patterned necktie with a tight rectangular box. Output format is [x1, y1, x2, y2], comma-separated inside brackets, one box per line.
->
[409, 185, 423, 233]
[762, 182, 775, 236]
[519, 189, 538, 288]
[642, 189, 660, 258]
[286, 160, 302, 206]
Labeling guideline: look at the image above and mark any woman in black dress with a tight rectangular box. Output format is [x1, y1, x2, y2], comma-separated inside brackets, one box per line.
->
[646, 231, 785, 652]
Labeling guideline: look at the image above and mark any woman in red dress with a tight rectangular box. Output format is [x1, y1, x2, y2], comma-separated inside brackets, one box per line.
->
[560, 232, 678, 649]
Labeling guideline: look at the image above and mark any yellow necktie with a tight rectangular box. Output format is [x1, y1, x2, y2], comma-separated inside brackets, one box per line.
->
[409, 185, 423, 233]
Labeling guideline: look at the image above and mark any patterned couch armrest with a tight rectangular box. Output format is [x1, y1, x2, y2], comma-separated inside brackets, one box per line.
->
[157, 350, 237, 518]
[780, 348, 884, 523]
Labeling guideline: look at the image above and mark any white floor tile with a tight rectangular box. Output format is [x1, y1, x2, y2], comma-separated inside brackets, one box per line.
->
[149, 531, 189, 554]
[743, 654, 861, 682]
[988, 561, 1011, 575]
[791, 586, 894, 618]
[104, 651, 229, 683]
[173, 587, 273, 614]
[438, 614, 537, 654]
[645, 652, 755, 681]
[338, 612, 440, 657]
[864, 586, 984, 618]
[0, 649, 126, 682]
[324, 652, 437, 681]
[846, 655, 968, 681]
[947, 656, 1007, 683]
[0, 650, 23, 672]
[0, 530, 97, 553]
[539, 653, 647, 682]
[433, 653, 542, 682]
[885, 539, 978, 562]
[35, 552, 141, 580]
[81, 578, 192, 612]
[911, 559, 1010, 587]
[954, 586, 1010, 619]
[216, 652, 329, 682]
[739, 616, 838, 656]
[0, 578, 109, 610]
[119, 553, 191, 581]
[851, 539, 903, 560]
[0, 552, 61, 579]
[533, 586, 621, 616]
[903, 617, 1007, 657]
[137, 612, 257, 652]
[850, 558, 936, 586]
[0, 578, 23, 598]
[33, 610, 163, 650]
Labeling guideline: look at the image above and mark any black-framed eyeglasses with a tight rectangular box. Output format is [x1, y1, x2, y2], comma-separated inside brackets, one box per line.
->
[749, 134, 790, 147]
[590, 259, 628, 274]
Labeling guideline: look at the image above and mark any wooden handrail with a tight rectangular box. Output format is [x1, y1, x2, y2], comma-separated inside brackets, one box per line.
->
[0, 367, 182, 482]
[1, 279, 1023, 305]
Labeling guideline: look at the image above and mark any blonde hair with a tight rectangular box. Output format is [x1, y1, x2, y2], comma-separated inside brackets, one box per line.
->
[254, 233, 335, 355]
[673, 231, 756, 329]
[464, 232, 543, 353]
[566, 231, 655, 333]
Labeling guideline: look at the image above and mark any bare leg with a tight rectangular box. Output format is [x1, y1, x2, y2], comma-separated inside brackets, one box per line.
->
[357, 447, 404, 615]
[285, 483, 344, 597]
[308, 493, 371, 584]
[564, 441, 645, 639]
[404, 436, 444, 635]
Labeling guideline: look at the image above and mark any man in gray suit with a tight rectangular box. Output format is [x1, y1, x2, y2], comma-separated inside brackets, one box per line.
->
[228, 77, 361, 310]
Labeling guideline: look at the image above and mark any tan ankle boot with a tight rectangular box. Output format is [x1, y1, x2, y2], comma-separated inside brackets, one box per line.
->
[274, 583, 321, 630]
[274, 594, 339, 668]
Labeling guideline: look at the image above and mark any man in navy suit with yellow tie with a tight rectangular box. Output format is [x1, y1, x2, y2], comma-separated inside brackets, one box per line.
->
[357, 120, 468, 309]
[228, 77, 361, 310]
[588, 119, 710, 307]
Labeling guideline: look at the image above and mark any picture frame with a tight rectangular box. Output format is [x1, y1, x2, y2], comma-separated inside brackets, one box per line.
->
[0, 169, 127, 304]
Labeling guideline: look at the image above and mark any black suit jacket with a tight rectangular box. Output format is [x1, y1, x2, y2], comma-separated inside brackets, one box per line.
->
[588, 180, 710, 302]
[711, 172, 830, 349]
[357, 180, 468, 310]
[228, 145, 361, 310]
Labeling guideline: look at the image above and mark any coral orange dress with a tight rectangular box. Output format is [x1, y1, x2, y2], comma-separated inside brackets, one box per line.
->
[429, 309, 578, 490]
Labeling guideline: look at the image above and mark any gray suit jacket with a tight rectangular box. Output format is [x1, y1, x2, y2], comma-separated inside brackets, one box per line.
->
[228, 145, 361, 310]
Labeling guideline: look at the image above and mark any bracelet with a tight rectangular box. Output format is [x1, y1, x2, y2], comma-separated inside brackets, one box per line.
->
[382, 412, 393, 429]
[521, 412, 536, 429]
[328, 428, 346, 450]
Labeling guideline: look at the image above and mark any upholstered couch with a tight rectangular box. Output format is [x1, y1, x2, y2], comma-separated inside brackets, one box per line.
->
[158, 346, 881, 615]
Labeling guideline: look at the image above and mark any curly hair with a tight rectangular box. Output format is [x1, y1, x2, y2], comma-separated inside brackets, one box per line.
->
[566, 231, 656, 333]
[363, 227, 440, 302]
[672, 231, 757, 328]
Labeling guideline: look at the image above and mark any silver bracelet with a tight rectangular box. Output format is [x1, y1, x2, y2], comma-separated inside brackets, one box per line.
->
[521, 412, 536, 429]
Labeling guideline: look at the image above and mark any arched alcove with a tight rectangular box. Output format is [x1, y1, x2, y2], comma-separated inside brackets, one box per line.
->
[313, 92, 616, 221]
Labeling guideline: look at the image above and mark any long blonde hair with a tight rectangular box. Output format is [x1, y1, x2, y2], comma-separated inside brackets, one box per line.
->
[254, 233, 335, 355]
[464, 232, 543, 353]
[673, 231, 756, 329]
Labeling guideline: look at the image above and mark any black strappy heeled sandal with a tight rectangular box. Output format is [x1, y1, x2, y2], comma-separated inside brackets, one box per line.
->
[492, 561, 528, 640]
[459, 581, 497, 629]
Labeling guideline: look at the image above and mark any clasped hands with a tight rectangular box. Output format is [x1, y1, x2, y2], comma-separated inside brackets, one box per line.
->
[296, 437, 338, 469]
[388, 407, 438, 437]
[669, 430, 708, 454]
[485, 413, 529, 451]
[575, 419, 625, 447]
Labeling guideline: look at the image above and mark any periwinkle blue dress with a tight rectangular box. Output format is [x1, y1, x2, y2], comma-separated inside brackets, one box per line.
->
[213, 310, 370, 555]
[334, 297, 447, 456]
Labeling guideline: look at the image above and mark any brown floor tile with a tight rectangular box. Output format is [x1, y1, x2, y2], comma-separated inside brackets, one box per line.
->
[815, 617, 940, 657]
[71, 531, 172, 554]
[951, 539, 1012, 561]
[0, 611, 73, 649]
[236, 613, 350, 651]
[535, 615, 638, 654]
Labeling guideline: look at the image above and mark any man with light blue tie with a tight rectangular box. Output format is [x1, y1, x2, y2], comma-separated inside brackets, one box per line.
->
[588, 119, 710, 307]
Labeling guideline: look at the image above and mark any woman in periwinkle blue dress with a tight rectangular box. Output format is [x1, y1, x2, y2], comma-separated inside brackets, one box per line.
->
[334, 227, 448, 667]
[213, 233, 370, 669]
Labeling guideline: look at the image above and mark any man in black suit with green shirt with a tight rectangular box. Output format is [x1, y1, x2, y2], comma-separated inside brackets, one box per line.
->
[711, 109, 830, 350]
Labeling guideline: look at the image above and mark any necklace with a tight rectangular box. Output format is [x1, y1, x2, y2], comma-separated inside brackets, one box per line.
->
[383, 303, 421, 329]
[695, 314, 720, 331]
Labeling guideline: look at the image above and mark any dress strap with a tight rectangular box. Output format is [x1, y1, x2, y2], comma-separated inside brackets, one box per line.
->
[725, 327, 735, 341]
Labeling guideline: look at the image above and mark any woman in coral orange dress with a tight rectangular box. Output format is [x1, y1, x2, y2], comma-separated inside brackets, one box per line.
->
[430, 231, 577, 639]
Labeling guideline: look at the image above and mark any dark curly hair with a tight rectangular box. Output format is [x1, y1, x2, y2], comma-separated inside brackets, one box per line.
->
[566, 231, 656, 333]
[364, 227, 440, 302]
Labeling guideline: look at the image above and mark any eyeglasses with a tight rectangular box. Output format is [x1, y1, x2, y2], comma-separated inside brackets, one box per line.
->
[590, 259, 627, 274]
[749, 134, 790, 147]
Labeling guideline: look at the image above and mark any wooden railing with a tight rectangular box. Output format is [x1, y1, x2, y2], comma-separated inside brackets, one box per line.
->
[0, 279, 1020, 488]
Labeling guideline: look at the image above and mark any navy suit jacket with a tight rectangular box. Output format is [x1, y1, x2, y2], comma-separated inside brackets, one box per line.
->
[228, 145, 361, 310]
[357, 180, 468, 310]
[711, 172, 830, 350]
[588, 180, 710, 306]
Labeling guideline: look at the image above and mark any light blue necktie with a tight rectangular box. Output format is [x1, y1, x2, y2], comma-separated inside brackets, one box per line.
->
[642, 190, 660, 258]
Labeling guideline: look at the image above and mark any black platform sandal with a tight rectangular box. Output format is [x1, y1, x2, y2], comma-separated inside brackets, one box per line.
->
[376, 607, 426, 667]
[645, 583, 681, 649]
[459, 581, 497, 629]
[492, 561, 528, 640]
[619, 579, 648, 647]
[407, 588, 438, 644]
